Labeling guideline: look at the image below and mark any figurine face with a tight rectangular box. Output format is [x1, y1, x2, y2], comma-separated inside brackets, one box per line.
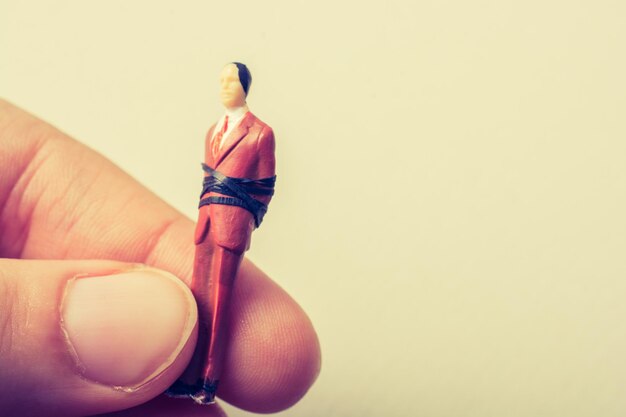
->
[220, 64, 246, 109]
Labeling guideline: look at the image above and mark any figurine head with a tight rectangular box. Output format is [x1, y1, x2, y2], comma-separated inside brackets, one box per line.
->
[220, 62, 252, 110]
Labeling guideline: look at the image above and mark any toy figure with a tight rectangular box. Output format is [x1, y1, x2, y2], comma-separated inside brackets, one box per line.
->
[167, 62, 276, 404]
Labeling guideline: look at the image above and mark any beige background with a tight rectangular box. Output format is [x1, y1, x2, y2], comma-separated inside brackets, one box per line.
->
[2, 1, 626, 416]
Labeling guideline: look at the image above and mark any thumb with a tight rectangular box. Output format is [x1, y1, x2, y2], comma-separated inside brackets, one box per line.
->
[0, 259, 198, 417]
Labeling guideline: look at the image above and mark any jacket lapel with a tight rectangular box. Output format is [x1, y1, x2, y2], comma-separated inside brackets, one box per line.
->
[205, 124, 217, 167]
[215, 112, 253, 166]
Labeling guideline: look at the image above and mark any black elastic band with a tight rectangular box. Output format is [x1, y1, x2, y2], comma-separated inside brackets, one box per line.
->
[198, 163, 276, 227]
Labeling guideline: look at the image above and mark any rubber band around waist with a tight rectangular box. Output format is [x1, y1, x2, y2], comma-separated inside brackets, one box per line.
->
[198, 163, 276, 227]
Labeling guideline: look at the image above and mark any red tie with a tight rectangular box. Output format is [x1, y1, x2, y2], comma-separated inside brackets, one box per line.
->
[212, 116, 229, 159]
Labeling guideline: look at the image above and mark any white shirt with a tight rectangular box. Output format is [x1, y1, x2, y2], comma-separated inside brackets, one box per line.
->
[212, 104, 249, 150]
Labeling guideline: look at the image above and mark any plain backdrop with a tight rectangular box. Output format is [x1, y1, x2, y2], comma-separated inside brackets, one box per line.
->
[2, 1, 626, 416]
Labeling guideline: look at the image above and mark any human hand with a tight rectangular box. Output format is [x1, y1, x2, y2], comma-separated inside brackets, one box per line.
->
[0, 99, 321, 417]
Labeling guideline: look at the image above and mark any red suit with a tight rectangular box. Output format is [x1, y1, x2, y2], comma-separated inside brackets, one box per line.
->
[180, 111, 275, 402]
[194, 111, 276, 250]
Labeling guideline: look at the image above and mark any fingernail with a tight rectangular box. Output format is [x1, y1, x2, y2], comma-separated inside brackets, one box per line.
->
[60, 267, 197, 389]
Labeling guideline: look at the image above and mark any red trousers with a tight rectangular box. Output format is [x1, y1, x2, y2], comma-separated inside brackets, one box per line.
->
[179, 231, 244, 387]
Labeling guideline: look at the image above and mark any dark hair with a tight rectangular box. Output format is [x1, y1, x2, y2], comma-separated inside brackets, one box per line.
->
[232, 62, 252, 96]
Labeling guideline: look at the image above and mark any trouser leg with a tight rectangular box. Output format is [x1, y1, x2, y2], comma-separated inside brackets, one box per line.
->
[200, 245, 243, 385]
[176, 237, 215, 386]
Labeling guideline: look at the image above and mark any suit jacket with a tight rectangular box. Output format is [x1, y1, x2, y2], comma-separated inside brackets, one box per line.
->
[194, 111, 276, 253]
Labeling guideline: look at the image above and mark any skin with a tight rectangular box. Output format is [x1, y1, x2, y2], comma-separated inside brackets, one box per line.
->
[0, 99, 321, 416]
[220, 64, 247, 109]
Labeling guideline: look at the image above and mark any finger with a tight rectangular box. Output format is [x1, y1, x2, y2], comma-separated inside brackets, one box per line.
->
[0, 99, 321, 412]
[0, 259, 198, 417]
[95, 395, 227, 417]
[0, 98, 187, 269]
[218, 260, 321, 413]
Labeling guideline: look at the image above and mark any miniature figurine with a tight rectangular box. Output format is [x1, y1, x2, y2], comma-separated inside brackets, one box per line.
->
[166, 62, 276, 404]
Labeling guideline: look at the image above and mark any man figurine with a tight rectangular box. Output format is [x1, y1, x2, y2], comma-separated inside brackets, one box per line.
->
[167, 62, 276, 404]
